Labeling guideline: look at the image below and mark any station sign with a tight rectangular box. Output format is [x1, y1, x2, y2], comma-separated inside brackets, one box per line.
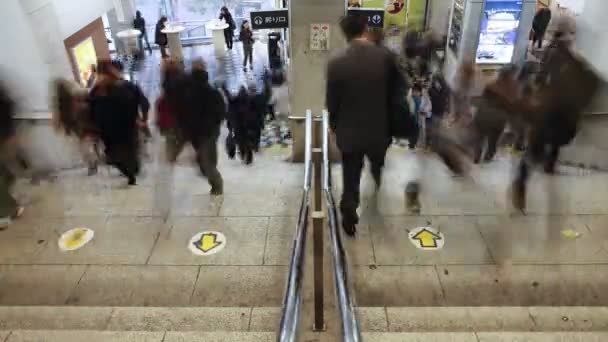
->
[347, 8, 385, 28]
[251, 9, 289, 30]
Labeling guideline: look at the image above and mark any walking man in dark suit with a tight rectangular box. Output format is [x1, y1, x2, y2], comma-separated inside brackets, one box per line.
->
[326, 16, 395, 235]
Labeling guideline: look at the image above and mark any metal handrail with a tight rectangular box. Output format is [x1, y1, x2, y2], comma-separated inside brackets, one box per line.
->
[277, 109, 313, 342]
[321, 110, 362, 342]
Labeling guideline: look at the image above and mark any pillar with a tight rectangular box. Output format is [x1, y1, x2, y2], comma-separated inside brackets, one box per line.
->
[288, 0, 346, 162]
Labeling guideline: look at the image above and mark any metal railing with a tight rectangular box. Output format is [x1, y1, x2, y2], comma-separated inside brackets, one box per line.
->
[277, 110, 313, 342]
[321, 110, 362, 342]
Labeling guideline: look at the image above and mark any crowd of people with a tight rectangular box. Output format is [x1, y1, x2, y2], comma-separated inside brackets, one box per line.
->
[327, 15, 601, 236]
[0, 8, 601, 238]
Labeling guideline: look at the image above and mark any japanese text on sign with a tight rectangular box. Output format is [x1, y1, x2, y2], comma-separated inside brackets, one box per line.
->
[250, 9, 289, 30]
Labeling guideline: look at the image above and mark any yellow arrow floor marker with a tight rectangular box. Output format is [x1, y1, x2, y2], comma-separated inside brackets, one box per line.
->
[188, 231, 226, 256]
[58, 228, 94, 252]
[408, 227, 445, 250]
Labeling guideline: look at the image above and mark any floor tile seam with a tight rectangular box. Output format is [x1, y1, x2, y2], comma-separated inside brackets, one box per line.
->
[65, 265, 89, 305]
[433, 265, 448, 306]
[145, 232, 162, 265]
[188, 266, 202, 306]
[262, 217, 271, 266]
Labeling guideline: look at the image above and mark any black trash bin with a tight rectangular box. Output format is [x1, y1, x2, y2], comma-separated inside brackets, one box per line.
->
[268, 32, 283, 69]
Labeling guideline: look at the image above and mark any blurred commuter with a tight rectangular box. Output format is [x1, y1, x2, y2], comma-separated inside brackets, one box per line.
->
[327, 16, 395, 235]
[163, 60, 225, 194]
[240, 20, 254, 72]
[86, 64, 97, 88]
[134, 10, 153, 55]
[155, 16, 169, 58]
[472, 66, 518, 163]
[156, 61, 181, 160]
[89, 60, 149, 185]
[52, 79, 100, 175]
[482, 19, 600, 211]
[0, 82, 24, 223]
[225, 85, 258, 165]
[428, 72, 449, 147]
[531, 8, 551, 49]
[269, 72, 290, 146]
[219, 7, 236, 50]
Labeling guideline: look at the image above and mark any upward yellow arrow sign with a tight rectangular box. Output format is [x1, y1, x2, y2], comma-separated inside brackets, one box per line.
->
[412, 229, 442, 248]
[194, 233, 222, 253]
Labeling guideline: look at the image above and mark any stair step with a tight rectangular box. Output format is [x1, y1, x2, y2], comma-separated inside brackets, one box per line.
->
[0, 331, 275, 342]
[2, 331, 608, 342]
[363, 332, 608, 342]
[358, 307, 608, 332]
[0, 306, 278, 332]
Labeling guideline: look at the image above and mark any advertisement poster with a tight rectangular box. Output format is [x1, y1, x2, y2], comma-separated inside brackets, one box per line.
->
[475, 0, 524, 64]
[72, 37, 97, 85]
[407, 0, 426, 31]
[363, 0, 407, 28]
[448, 0, 465, 54]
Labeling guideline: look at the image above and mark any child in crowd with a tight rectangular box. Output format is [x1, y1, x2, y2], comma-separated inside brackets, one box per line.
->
[410, 83, 432, 149]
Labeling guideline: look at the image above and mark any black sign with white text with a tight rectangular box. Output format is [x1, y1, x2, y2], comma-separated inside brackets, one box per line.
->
[250, 9, 289, 30]
[347, 8, 385, 28]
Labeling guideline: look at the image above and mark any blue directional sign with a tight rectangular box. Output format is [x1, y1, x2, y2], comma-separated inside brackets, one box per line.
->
[347, 8, 385, 28]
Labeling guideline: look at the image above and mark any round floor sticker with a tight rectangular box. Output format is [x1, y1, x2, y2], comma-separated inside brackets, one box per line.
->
[188, 231, 226, 256]
[58, 228, 94, 252]
[408, 227, 445, 250]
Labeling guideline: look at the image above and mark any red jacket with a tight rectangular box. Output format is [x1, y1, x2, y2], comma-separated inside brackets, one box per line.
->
[156, 96, 175, 131]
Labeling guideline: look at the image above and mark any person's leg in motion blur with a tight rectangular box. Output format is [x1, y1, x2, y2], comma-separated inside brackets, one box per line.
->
[196, 134, 224, 195]
[160, 44, 169, 58]
[0, 161, 19, 222]
[367, 147, 388, 190]
[143, 32, 152, 54]
[340, 151, 364, 235]
[484, 126, 503, 162]
[513, 130, 544, 211]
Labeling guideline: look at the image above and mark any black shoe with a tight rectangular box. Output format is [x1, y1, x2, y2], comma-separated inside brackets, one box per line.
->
[128, 176, 137, 186]
[341, 210, 359, 237]
[342, 221, 357, 236]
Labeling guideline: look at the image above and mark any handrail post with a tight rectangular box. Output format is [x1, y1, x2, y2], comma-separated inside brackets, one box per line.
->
[312, 115, 325, 331]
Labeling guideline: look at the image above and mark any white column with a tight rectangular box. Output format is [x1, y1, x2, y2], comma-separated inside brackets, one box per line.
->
[288, 0, 346, 162]
[289, 0, 347, 116]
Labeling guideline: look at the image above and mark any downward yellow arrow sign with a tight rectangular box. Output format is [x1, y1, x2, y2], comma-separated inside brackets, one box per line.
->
[194, 233, 222, 253]
[412, 229, 441, 248]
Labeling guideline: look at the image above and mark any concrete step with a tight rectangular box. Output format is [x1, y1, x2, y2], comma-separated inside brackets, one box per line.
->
[0, 306, 279, 332]
[357, 307, 608, 333]
[363, 332, 608, 342]
[2, 331, 608, 342]
[0, 331, 275, 342]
